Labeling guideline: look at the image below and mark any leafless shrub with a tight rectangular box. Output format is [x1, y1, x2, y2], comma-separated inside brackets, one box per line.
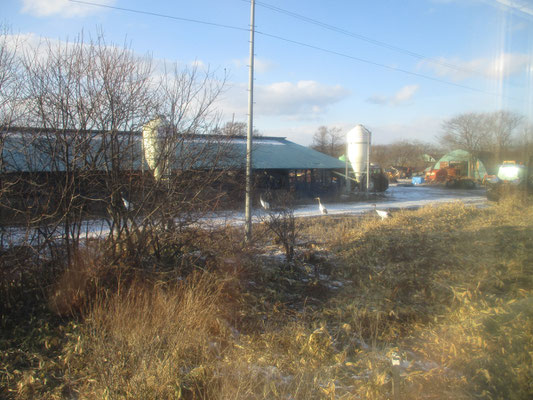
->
[261, 192, 299, 263]
[0, 30, 234, 270]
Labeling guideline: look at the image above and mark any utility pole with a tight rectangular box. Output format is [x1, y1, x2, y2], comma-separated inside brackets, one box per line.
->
[366, 128, 371, 191]
[244, 0, 255, 243]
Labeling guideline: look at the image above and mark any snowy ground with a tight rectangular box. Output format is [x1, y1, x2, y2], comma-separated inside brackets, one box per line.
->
[1, 183, 488, 246]
[196, 182, 488, 228]
[290, 182, 487, 218]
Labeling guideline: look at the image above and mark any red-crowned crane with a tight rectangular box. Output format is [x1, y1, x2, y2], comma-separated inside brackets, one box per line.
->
[122, 195, 132, 211]
[260, 194, 270, 210]
[315, 197, 328, 215]
[372, 203, 391, 220]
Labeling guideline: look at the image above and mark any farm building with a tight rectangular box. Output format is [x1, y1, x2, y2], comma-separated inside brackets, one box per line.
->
[433, 149, 488, 180]
[0, 125, 345, 206]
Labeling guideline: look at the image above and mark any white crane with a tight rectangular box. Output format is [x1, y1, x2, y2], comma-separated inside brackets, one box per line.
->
[314, 197, 328, 215]
[122, 195, 132, 211]
[259, 194, 270, 210]
[372, 203, 391, 220]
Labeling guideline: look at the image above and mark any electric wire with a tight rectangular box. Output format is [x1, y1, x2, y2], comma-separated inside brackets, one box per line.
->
[248, 0, 488, 78]
[68, 0, 518, 100]
[255, 30, 509, 98]
[70, 0, 248, 32]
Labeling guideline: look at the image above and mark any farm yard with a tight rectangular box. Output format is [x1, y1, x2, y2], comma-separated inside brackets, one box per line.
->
[0, 181, 487, 246]
[1, 196, 531, 399]
[1, 12, 532, 399]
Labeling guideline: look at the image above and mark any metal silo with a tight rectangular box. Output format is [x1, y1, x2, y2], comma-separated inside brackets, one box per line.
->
[346, 124, 371, 183]
[142, 117, 165, 180]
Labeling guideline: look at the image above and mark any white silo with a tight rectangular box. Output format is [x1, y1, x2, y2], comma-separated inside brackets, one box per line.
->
[346, 124, 371, 183]
[142, 117, 166, 180]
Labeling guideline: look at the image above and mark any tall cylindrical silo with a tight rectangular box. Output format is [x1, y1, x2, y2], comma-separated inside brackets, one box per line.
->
[346, 124, 371, 181]
[142, 117, 165, 180]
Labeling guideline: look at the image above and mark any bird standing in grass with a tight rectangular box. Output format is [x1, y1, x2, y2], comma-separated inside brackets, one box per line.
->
[315, 197, 328, 215]
[372, 203, 391, 220]
[260, 194, 270, 210]
[122, 195, 132, 211]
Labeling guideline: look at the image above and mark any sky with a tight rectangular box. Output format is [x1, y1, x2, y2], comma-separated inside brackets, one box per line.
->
[2, 0, 532, 145]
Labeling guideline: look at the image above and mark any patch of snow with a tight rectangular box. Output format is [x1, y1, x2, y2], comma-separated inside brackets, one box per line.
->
[2, 185, 487, 247]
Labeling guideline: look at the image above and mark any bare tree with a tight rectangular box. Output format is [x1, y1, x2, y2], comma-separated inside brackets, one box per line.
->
[486, 110, 523, 163]
[440, 113, 487, 152]
[517, 122, 533, 165]
[214, 120, 261, 137]
[0, 25, 22, 128]
[371, 140, 440, 171]
[0, 26, 24, 246]
[439, 112, 489, 177]
[261, 193, 298, 263]
[220, 121, 247, 136]
[389, 140, 425, 168]
[13, 33, 152, 261]
[440, 111, 526, 175]
[127, 63, 235, 265]
[1, 30, 232, 268]
[311, 126, 344, 157]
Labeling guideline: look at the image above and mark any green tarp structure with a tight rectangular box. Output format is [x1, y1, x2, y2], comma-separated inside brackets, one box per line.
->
[434, 149, 487, 179]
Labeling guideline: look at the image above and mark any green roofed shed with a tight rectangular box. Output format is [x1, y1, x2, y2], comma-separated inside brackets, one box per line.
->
[247, 137, 345, 170]
[434, 149, 487, 179]
[1, 129, 345, 172]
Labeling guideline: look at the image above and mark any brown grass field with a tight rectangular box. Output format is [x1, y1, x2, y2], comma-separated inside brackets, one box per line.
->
[1, 198, 532, 399]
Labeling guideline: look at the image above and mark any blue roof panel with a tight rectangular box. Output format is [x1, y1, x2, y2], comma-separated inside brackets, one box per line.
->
[1, 130, 345, 172]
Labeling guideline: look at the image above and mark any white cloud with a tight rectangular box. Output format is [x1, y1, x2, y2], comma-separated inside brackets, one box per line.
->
[368, 84, 419, 106]
[257, 80, 350, 117]
[419, 52, 531, 81]
[21, 0, 116, 18]
[2, 32, 63, 60]
[190, 59, 206, 69]
[219, 80, 350, 119]
[3, 31, 140, 64]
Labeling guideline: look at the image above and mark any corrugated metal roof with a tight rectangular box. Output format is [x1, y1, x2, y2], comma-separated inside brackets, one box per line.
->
[174, 136, 345, 169]
[1, 129, 344, 172]
[249, 137, 345, 169]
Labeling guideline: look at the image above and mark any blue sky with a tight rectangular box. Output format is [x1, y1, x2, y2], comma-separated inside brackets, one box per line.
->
[2, 0, 532, 145]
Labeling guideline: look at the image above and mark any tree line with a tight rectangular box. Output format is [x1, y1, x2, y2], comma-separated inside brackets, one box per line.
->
[310, 111, 532, 172]
[439, 111, 532, 169]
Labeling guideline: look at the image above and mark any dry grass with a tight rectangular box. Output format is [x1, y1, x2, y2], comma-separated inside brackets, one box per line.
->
[322, 200, 533, 399]
[2, 199, 532, 399]
[63, 271, 239, 399]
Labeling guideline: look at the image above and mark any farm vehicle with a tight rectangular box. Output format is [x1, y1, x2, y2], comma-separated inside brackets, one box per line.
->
[336, 163, 389, 192]
[484, 160, 533, 201]
[386, 166, 413, 181]
[424, 164, 476, 189]
[360, 164, 389, 192]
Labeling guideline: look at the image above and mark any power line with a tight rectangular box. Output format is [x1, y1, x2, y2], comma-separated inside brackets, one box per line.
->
[68, 0, 517, 100]
[70, 0, 248, 32]
[256, 30, 512, 99]
[248, 0, 488, 79]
